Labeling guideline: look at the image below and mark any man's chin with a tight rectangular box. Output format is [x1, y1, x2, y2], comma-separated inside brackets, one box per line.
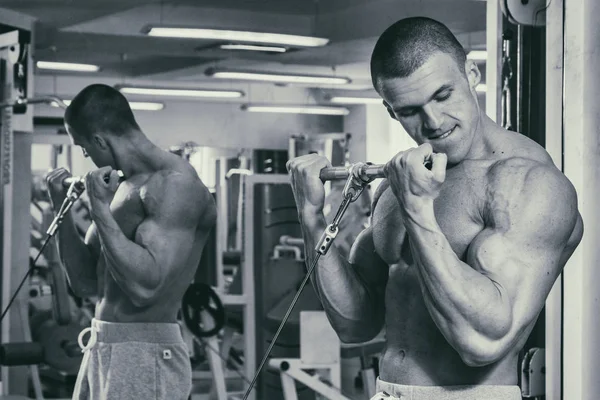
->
[439, 149, 463, 168]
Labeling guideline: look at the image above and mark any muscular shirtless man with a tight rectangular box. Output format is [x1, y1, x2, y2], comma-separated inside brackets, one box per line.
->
[46, 84, 217, 400]
[287, 17, 583, 400]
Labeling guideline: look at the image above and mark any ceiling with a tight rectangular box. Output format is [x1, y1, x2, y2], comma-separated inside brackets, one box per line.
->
[1, 0, 488, 95]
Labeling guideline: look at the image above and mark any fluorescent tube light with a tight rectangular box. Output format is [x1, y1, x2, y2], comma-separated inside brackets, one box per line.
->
[144, 26, 329, 47]
[467, 50, 487, 61]
[122, 101, 165, 111]
[206, 68, 350, 85]
[219, 44, 287, 53]
[241, 104, 349, 116]
[116, 86, 244, 98]
[53, 99, 165, 111]
[328, 96, 382, 105]
[36, 61, 100, 72]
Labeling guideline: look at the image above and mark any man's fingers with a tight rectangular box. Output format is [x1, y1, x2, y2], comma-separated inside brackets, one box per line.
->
[418, 142, 433, 155]
[88, 167, 114, 185]
[102, 169, 115, 184]
[286, 157, 301, 173]
[288, 154, 330, 178]
[99, 166, 113, 180]
[84, 171, 98, 191]
[310, 156, 331, 172]
[430, 153, 448, 182]
[46, 168, 71, 188]
[414, 143, 434, 163]
[108, 170, 121, 191]
[47, 167, 67, 179]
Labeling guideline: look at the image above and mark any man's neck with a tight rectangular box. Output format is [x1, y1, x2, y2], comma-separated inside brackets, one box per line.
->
[464, 113, 496, 161]
[111, 131, 164, 178]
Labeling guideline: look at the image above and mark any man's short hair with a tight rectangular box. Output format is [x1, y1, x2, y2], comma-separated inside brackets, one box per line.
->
[64, 84, 140, 138]
[370, 17, 467, 92]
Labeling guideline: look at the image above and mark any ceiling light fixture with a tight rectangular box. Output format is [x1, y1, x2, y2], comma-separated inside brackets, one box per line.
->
[241, 104, 349, 116]
[144, 26, 329, 47]
[328, 96, 382, 105]
[52, 99, 165, 111]
[115, 86, 244, 98]
[205, 68, 351, 85]
[36, 61, 100, 72]
[120, 101, 165, 111]
[219, 44, 287, 53]
[467, 50, 487, 61]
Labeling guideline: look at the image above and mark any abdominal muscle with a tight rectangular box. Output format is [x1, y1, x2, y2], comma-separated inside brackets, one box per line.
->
[379, 263, 519, 386]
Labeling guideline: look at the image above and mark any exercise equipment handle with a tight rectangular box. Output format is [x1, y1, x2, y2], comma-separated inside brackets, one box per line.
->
[319, 163, 385, 181]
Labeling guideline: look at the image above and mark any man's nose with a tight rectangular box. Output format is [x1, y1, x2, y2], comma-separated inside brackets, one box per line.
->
[421, 104, 443, 131]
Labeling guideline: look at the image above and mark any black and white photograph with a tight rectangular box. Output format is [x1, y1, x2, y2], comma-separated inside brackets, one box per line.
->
[0, 0, 594, 399]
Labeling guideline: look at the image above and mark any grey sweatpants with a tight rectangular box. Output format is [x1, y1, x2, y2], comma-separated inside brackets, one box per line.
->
[371, 378, 522, 400]
[72, 318, 192, 400]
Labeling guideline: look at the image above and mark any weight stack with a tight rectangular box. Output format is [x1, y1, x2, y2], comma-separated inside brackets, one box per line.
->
[252, 182, 323, 400]
[252, 150, 288, 174]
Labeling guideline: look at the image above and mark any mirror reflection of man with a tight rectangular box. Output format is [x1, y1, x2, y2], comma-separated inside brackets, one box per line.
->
[46, 84, 217, 400]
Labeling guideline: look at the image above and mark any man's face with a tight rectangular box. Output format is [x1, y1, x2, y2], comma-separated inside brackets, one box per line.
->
[378, 52, 482, 165]
[65, 123, 113, 168]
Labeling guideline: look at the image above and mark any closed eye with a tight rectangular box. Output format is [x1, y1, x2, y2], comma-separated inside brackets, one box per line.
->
[398, 108, 419, 117]
[396, 85, 453, 117]
[436, 91, 452, 102]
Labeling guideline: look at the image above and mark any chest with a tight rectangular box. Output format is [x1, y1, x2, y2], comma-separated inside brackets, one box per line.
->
[371, 175, 485, 265]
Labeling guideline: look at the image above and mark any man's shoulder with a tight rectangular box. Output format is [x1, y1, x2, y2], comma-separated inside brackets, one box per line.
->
[484, 155, 581, 254]
[485, 155, 578, 227]
[488, 126, 553, 165]
[486, 155, 566, 190]
[140, 167, 210, 214]
[146, 159, 203, 190]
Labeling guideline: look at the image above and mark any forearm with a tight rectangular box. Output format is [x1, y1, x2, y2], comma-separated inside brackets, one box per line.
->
[92, 205, 159, 301]
[56, 213, 97, 294]
[403, 202, 511, 347]
[301, 213, 382, 341]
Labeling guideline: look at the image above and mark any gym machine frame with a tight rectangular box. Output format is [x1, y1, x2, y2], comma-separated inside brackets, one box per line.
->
[187, 158, 256, 400]
[237, 173, 290, 400]
[191, 172, 297, 400]
[0, 9, 75, 398]
[491, 0, 581, 398]
[551, 0, 600, 398]
[0, 16, 36, 397]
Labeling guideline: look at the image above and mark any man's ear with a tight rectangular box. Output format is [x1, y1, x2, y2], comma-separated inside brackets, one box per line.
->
[465, 59, 482, 90]
[383, 100, 397, 121]
[92, 134, 108, 150]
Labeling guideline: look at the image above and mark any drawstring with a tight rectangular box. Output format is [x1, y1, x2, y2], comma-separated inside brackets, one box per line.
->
[78, 326, 98, 352]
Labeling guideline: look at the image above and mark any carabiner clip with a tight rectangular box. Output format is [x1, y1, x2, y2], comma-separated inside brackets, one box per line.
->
[342, 162, 376, 202]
